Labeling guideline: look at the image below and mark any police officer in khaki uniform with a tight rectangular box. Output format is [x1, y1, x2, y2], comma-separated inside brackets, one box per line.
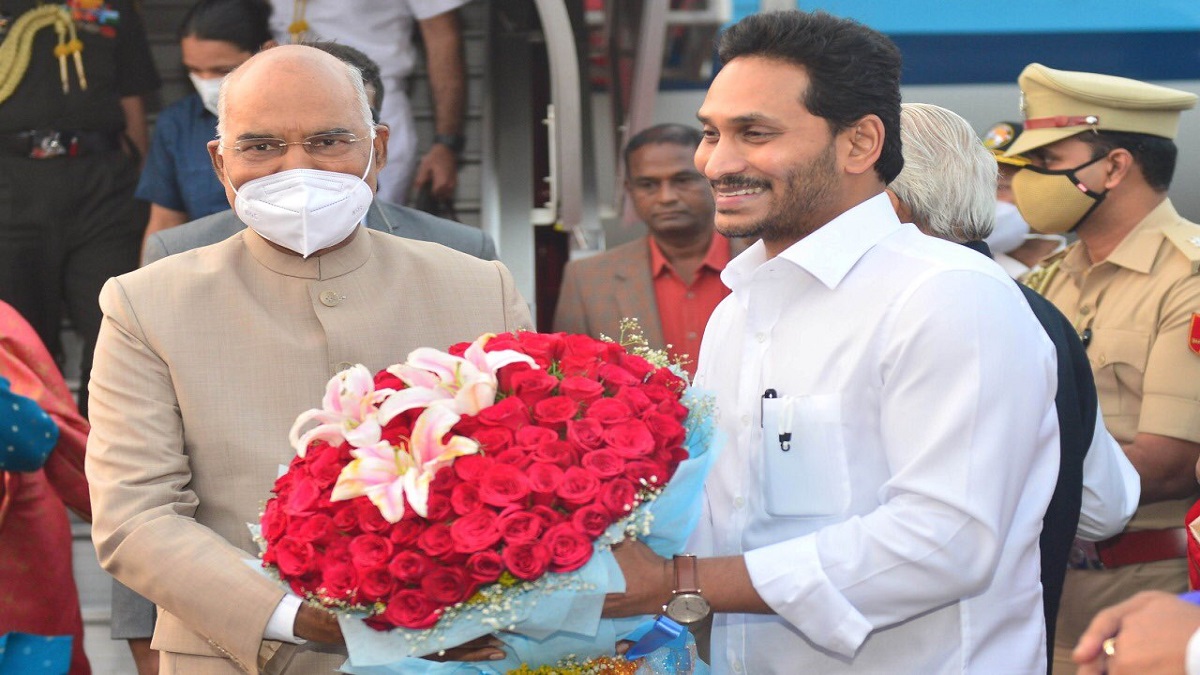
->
[1009, 63, 1200, 674]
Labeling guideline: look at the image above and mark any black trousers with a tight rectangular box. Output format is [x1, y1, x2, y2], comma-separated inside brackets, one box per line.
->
[0, 150, 143, 416]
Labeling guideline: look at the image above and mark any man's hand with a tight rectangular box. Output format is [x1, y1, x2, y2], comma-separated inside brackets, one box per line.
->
[602, 539, 672, 618]
[1074, 590, 1200, 674]
[293, 603, 344, 644]
[412, 144, 458, 202]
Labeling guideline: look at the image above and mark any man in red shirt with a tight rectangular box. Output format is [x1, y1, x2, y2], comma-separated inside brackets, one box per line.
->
[553, 124, 730, 378]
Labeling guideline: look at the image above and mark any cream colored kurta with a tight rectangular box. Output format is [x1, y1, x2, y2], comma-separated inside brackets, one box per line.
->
[86, 227, 532, 674]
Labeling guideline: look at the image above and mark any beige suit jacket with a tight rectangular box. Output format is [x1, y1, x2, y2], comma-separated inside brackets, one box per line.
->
[86, 227, 532, 674]
[552, 238, 665, 348]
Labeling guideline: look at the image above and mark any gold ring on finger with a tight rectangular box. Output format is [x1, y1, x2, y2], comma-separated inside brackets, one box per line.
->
[1102, 637, 1117, 657]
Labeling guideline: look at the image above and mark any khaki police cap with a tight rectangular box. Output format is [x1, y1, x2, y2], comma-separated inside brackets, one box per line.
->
[1005, 63, 1197, 157]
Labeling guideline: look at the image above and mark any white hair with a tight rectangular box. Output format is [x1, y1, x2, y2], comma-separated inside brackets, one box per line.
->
[891, 103, 997, 243]
[216, 55, 375, 146]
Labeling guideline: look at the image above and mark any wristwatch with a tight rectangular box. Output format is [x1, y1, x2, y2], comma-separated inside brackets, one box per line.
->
[432, 133, 465, 155]
[663, 554, 711, 625]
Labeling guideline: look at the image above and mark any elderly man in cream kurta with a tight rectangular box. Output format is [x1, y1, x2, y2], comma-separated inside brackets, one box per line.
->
[86, 46, 529, 674]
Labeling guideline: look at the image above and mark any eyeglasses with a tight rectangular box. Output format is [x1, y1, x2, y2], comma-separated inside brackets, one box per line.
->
[220, 132, 368, 163]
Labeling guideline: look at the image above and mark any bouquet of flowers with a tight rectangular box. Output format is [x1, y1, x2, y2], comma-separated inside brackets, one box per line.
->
[259, 329, 717, 673]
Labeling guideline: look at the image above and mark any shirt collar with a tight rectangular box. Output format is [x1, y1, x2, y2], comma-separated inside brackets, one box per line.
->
[1102, 199, 1179, 274]
[722, 193, 903, 293]
[648, 232, 732, 278]
[243, 225, 373, 280]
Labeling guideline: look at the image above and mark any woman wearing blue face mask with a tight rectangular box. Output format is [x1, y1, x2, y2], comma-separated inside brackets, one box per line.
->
[134, 0, 273, 257]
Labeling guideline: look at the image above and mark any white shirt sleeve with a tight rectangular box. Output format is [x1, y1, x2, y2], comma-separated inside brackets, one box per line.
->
[1187, 626, 1200, 675]
[263, 594, 307, 644]
[1076, 408, 1140, 541]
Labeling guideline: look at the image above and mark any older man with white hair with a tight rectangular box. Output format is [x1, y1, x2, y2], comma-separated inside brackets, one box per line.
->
[888, 102, 1140, 669]
[86, 45, 528, 673]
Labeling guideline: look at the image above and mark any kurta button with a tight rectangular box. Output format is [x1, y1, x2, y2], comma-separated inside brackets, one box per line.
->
[320, 290, 342, 307]
[1079, 306, 1091, 316]
[335, 361, 353, 372]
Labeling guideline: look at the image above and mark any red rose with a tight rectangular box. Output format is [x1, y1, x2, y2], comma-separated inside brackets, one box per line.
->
[502, 541, 552, 580]
[324, 539, 352, 566]
[614, 386, 654, 415]
[491, 447, 535, 470]
[510, 369, 561, 406]
[295, 513, 336, 545]
[450, 483, 483, 516]
[562, 333, 609, 359]
[513, 331, 564, 364]
[579, 448, 624, 478]
[355, 498, 392, 533]
[417, 523, 456, 559]
[261, 499, 288, 543]
[374, 369, 405, 391]
[640, 383, 678, 405]
[450, 509, 502, 553]
[447, 340, 473, 357]
[477, 463, 531, 507]
[558, 355, 602, 379]
[382, 589, 441, 629]
[306, 447, 346, 488]
[571, 504, 612, 538]
[465, 550, 504, 584]
[558, 376, 605, 404]
[526, 461, 564, 495]
[656, 398, 690, 423]
[624, 460, 670, 487]
[599, 478, 640, 518]
[529, 440, 579, 469]
[320, 560, 359, 600]
[544, 522, 594, 573]
[530, 504, 567, 526]
[331, 503, 360, 532]
[477, 396, 532, 431]
[424, 486, 454, 522]
[585, 398, 633, 426]
[482, 333, 521, 353]
[349, 534, 393, 570]
[647, 367, 687, 393]
[619, 353, 656, 381]
[644, 412, 687, 450]
[604, 421, 656, 458]
[388, 550, 434, 585]
[451, 413, 482, 440]
[387, 517, 423, 547]
[533, 396, 579, 426]
[556, 466, 600, 507]
[515, 425, 557, 447]
[284, 478, 321, 516]
[421, 565, 473, 606]
[497, 508, 546, 544]
[273, 537, 316, 576]
[473, 426, 514, 454]
[453, 454, 494, 482]
[598, 363, 641, 389]
[566, 418, 605, 451]
[358, 565, 395, 603]
[381, 410, 421, 445]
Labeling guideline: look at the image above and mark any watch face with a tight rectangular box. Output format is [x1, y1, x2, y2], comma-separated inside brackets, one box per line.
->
[665, 593, 711, 624]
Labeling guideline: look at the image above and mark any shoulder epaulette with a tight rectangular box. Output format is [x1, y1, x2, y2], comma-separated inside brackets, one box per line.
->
[1162, 220, 1200, 275]
[1020, 245, 1072, 295]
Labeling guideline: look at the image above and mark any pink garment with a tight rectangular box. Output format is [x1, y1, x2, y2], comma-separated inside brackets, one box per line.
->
[0, 301, 92, 675]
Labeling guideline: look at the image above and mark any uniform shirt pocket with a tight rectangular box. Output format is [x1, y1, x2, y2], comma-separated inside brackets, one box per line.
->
[1089, 328, 1149, 420]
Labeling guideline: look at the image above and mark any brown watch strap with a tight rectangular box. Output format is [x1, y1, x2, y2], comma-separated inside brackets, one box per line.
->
[673, 554, 701, 594]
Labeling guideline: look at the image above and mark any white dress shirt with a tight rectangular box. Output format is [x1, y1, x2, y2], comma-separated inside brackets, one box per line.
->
[691, 193, 1060, 674]
[1077, 411, 1140, 541]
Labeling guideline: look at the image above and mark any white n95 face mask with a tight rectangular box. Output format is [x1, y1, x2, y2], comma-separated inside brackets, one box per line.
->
[189, 74, 224, 117]
[985, 201, 1032, 254]
[231, 149, 374, 258]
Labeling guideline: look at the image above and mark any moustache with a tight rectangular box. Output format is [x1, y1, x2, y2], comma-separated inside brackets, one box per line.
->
[711, 176, 770, 191]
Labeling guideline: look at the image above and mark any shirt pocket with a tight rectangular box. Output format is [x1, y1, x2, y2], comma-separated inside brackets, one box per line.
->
[1089, 328, 1149, 419]
[761, 392, 849, 517]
